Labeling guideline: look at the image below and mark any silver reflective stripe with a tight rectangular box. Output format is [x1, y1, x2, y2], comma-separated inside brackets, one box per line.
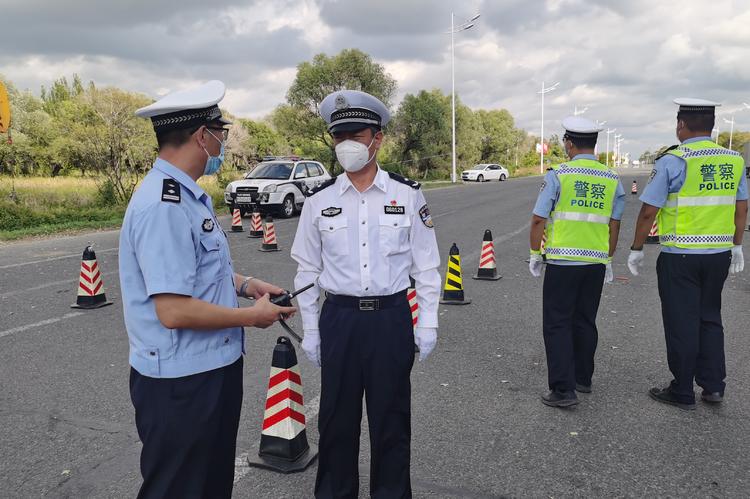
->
[546, 247, 609, 260]
[551, 212, 610, 224]
[664, 195, 735, 208]
[659, 234, 733, 245]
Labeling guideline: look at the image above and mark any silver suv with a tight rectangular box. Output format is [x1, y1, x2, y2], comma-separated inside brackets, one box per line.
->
[224, 157, 331, 218]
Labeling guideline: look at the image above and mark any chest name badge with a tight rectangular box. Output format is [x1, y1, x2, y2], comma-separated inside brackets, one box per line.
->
[384, 205, 405, 215]
[161, 179, 181, 203]
[202, 218, 214, 232]
[322, 207, 342, 217]
[419, 204, 434, 228]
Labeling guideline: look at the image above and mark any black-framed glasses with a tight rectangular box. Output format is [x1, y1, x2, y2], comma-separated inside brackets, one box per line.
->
[206, 127, 229, 141]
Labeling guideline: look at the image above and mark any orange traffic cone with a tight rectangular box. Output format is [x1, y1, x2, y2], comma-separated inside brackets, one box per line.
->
[248, 209, 263, 238]
[440, 243, 471, 305]
[231, 200, 244, 232]
[407, 277, 418, 328]
[472, 229, 501, 280]
[71, 245, 112, 309]
[247, 337, 318, 474]
[631, 180, 638, 195]
[259, 215, 280, 252]
[646, 221, 659, 244]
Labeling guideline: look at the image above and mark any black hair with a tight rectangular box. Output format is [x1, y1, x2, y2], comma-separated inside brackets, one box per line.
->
[155, 126, 199, 150]
[677, 111, 715, 133]
[564, 134, 597, 150]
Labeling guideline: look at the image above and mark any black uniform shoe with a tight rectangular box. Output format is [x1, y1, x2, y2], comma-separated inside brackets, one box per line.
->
[701, 390, 723, 403]
[575, 383, 592, 394]
[648, 386, 696, 411]
[542, 390, 579, 408]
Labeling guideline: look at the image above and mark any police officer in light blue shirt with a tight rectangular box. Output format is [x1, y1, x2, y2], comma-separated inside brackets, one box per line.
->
[628, 98, 747, 411]
[120, 80, 295, 499]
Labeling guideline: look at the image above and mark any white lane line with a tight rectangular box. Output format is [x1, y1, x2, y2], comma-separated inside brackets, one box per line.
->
[0, 247, 119, 270]
[233, 392, 321, 484]
[0, 271, 118, 299]
[0, 312, 84, 339]
[462, 221, 530, 263]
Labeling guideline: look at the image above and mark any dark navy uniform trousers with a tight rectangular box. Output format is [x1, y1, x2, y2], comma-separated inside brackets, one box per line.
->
[543, 263, 605, 392]
[129, 356, 243, 499]
[656, 251, 731, 404]
[315, 292, 415, 499]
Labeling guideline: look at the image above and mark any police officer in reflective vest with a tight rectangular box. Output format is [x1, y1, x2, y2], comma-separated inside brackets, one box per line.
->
[529, 116, 625, 408]
[291, 90, 441, 498]
[628, 98, 747, 410]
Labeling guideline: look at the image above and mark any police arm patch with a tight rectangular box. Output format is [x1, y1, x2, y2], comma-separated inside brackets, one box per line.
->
[648, 168, 657, 183]
[419, 204, 434, 228]
[202, 218, 214, 232]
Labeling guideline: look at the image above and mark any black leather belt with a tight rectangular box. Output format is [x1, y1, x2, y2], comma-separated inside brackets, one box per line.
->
[325, 289, 408, 311]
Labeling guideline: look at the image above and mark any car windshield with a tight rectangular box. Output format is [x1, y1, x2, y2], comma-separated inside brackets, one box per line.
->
[246, 162, 292, 180]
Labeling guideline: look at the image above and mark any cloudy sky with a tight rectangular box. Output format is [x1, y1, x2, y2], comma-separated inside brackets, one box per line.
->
[2, 0, 749, 157]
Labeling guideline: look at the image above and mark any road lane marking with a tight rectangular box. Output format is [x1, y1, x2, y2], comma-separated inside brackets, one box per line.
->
[463, 221, 530, 263]
[234, 392, 321, 484]
[0, 312, 84, 339]
[0, 247, 119, 270]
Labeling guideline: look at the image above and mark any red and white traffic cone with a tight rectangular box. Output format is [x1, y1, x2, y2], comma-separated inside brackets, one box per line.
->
[231, 201, 244, 232]
[71, 245, 112, 309]
[472, 229, 502, 280]
[407, 277, 418, 328]
[247, 337, 318, 474]
[248, 209, 263, 238]
[646, 221, 659, 244]
[631, 180, 638, 195]
[259, 215, 280, 252]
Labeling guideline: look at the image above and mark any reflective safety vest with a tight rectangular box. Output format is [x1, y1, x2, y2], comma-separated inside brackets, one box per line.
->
[657, 140, 743, 249]
[545, 158, 619, 264]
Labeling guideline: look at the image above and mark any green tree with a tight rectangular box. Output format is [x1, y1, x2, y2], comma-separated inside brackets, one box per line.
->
[475, 109, 517, 164]
[284, 49, 397, 173]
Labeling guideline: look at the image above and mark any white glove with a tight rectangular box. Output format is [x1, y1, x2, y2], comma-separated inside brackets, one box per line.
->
[529, 253, 544, 278]
[414, 327, 437, 362]
[627, 250, 644, 276]
[301, 329, 321, 367]
[605, 262, 614, 283]
[730, 245, 744, 274]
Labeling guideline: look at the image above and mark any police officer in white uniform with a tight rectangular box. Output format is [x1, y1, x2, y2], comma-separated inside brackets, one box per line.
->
[120, 80, 295, 498]
[291, 90, 441, 498]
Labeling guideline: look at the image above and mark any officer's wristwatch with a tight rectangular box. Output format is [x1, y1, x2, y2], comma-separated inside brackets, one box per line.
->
[238, 276, 256, 298]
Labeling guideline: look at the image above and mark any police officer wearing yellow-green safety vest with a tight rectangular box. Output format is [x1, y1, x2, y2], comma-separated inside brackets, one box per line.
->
[628, 98, 748, 411]
[529, 116, 625, 408]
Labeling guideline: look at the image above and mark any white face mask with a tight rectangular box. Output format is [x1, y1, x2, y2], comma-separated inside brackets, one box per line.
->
[335, 137, 376, 173]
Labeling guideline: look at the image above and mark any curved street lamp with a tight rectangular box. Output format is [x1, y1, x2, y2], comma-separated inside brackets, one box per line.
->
[538, 81, 560, 174]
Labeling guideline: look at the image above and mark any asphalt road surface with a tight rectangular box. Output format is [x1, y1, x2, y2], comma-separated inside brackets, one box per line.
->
[2, 170, 749, 498]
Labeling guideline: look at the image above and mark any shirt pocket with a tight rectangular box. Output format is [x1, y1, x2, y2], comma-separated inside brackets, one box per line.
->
[318, 217, 349, 257]
[197, 233, 225, 283]
[379, 214, 411, 256]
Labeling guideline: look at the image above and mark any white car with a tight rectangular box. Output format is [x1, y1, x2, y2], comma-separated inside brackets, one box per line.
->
[224, 158, 331, 218]
[461, 164, 510, 182]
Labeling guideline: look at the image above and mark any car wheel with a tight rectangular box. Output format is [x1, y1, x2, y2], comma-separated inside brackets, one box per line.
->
[499, 174, 506, 181]
[281, 195, 295, 218]
[477, 175, 484, 182]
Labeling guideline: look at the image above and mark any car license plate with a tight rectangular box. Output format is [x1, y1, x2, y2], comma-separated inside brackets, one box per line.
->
[236, 194, 254, 204]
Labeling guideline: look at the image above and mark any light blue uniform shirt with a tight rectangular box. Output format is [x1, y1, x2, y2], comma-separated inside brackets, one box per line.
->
[640, 136, 748, 254]
[119, 159, 243, 378]
[533, 154, 626, 266]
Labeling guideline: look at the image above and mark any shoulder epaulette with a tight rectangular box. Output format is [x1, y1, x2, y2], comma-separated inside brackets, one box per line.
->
[307, 176, 337, 196]
[161, 178, 181, 203]
[388, 172, 421, 189]
[655, 145, 680, 161]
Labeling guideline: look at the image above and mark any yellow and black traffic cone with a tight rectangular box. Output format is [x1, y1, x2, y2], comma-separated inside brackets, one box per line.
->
[247, 337, 318, 474]
[248, 208, 264, 238]
[646, 221, 659, 244]
[472, 229, 502, 281]
[259, 215, 281, 252]
[71, 245, 112, 309]
[231, 200, 244, 232]
[440, 243, 471, 305]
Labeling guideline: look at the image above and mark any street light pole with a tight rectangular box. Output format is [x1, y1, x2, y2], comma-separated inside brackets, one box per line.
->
[605, 128, 615, 168]
[724, 115, 735, 150]
[449, 12, 480, 183]
[538, 81, 559, 174]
